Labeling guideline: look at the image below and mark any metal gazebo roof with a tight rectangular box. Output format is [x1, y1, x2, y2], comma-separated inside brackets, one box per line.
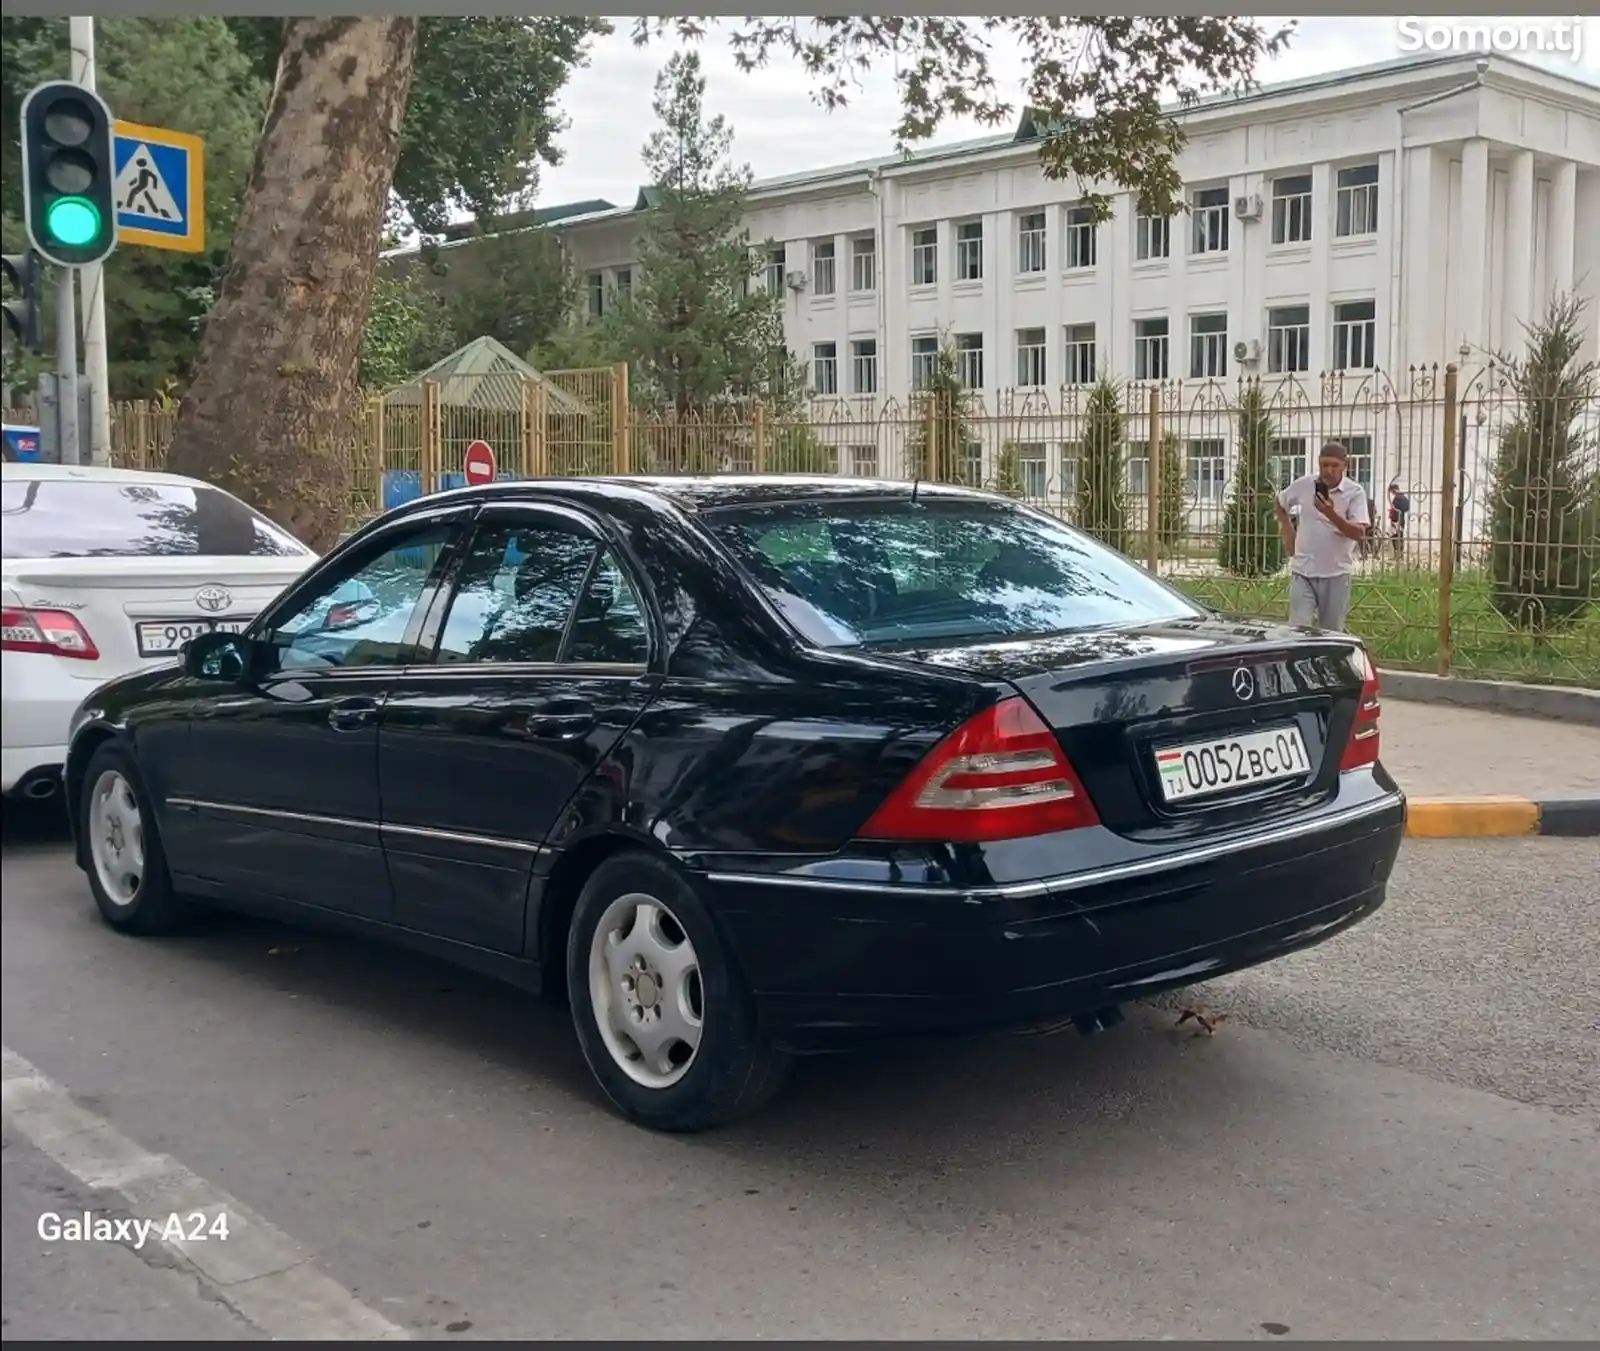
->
[383, 335, 589, 416]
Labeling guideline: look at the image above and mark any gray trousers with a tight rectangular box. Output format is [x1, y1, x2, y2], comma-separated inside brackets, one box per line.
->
[1289, 572, 1353, 632]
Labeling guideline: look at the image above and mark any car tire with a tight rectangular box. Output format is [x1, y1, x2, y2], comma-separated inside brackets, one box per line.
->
[566, 851, 790, 1132]
[79, 742, 187, 936]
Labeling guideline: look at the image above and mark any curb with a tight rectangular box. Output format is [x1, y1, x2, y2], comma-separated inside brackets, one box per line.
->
[1405, 796, 1600, 839]
[1380, 671, 1600, 726]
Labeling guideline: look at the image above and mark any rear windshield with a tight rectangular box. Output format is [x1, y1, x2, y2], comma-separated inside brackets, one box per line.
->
[705, 497, 1202, 648]
[1, 478, 310, 559]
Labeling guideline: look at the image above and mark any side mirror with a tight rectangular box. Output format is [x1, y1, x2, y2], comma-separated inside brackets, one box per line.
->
[183, 630, 256, 682]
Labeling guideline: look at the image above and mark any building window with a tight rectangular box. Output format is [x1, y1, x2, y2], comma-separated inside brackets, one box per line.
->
[1271, 174, 1313, 245]
[811, 341, 839, 396]
[1269, 437, 1308, 489]
[1018, 211, 1047, 274]
[812, 240, 836, 297]
[1059, 442, 1082, 499]
[850, 235, 876, 293]
[614, 268, 632, 299]
[958, 442, 983, 487]
[765, 247, 786, 295]
[1343, 435, 1375, 496]
[1018, 443, 1048, 499]
[850, 444, 878, 477]
[1332, 299, 1377, 370]
[1188, 439, 1227, 503]
[1191, 186, 1230, 255]
[911, 334, 939, 390]
[910, 227, 937, 286]
[1134, 317, 1170, 381]
[1016, 327, 1048, 387]
[1135, 213, 1171, 262]
[955, 333, 984, 389]
[1267, 305, 1312, 374]
[1336, 163, 1380, 238]
[1189, 312, 1229, 380]
[955, 220, 983, 282]
[1064, 205, 1097, 271]
[850, 338, 878, 395]
[1064, 323, 1096, 385]
[587, 271, 604, 319]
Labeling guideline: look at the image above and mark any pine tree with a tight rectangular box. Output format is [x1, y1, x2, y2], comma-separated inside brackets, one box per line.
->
[906, 342, 968, 482]
[1077, 375, 1130, 552]
[1218, 381, 1285, 576]
[994, 441, 1025, 497]
[1487, 292, 1600, 632]
[1156, 431, 1187, 556]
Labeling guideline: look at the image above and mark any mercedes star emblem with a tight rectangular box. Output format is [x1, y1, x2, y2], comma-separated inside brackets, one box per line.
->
[194, 585, 234, 614]
[1231, 667, 1256, 701]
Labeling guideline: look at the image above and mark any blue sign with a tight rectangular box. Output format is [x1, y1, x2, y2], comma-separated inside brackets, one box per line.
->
[112, 120, 205, 254]
[3, 424, 41, 462]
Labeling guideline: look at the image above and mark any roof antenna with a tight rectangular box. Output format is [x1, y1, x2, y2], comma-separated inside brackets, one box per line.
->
[910, 474, 921, 504]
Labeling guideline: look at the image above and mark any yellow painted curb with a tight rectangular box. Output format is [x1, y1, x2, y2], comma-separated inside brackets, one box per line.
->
[1404, 797, 1541, 839]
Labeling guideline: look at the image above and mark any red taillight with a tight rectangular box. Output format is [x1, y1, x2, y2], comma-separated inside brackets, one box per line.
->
[1339, 646, 1381, 772]
[0, 606, 100, 661]
[859, 696, 1100, 843]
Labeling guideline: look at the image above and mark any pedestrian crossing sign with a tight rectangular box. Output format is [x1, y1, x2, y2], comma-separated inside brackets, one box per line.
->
[112, 120, 205, 254]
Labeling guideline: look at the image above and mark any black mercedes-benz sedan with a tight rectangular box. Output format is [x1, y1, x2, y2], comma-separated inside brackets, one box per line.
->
[64, 476, 1404, 1131]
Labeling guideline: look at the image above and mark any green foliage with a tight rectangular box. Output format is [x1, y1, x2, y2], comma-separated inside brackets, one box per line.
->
[1157, 431, 1186, 554]
[1218, 381, 1285, 577]
[766, 422, 836, 474]
[405, 227, 575, 360]
[1077, 375, 1130, 552]
[906, 342, 969, 482]
[635, 17, 1291, 220]
[2, 17, 269, 396]
[1487, 291, 1600, 634]
[591, 52, 797, 419]
[994, 441, 1025, 497]
[360, 272, 453, 389]
[224, 17, 609, 236]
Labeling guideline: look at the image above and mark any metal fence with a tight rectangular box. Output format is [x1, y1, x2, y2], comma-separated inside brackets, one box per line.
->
[13, 359, 1597, 688]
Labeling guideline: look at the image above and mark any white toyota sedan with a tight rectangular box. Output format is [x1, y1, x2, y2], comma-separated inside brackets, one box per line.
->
[2, 462, 318, 801]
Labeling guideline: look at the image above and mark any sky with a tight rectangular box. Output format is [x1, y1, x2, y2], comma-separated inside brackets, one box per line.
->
[531, 16, 1600, 212]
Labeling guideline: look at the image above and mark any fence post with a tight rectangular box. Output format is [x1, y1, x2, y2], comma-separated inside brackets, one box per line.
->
[752, 400, 768, 472]
[921, 397, 938, 480]
[518, 378, 533, 479]
[1436, 363, 1460, 677]
[532, 380, 549, 476]
[370, 395, 385, 515]
[611, 362, 630, 474]
[1146, 383, 1161, 572]
[421, 379, 440, 495]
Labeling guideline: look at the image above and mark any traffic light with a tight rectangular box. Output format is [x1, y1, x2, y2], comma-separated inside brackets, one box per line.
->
[1, 251, 45, 351]
[20, 80, 118, 268]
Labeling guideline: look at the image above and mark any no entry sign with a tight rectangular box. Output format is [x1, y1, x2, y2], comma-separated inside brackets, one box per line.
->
[463, 440, 497, 485]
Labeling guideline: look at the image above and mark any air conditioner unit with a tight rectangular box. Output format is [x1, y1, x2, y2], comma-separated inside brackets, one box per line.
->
[785, 269, 808, 291]
[1233, 339, 1262, 363]
[1233, 193, 1263, 221]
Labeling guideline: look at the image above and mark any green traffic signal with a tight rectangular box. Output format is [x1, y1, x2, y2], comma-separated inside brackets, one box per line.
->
[46, 196, 102, 248]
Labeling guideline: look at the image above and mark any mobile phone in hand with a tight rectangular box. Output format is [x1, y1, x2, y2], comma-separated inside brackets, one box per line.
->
[1314, 480, 1330, 500]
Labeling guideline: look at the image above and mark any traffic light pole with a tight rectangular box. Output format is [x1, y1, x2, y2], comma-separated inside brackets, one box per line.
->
[70, 16, 111, 467]
[55, 267, 81, 465]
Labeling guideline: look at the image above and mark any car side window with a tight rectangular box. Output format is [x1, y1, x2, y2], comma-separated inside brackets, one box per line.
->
[566, 549, 649, 665]
[435, 521, 597, 664]
[264, 523, 456, 673]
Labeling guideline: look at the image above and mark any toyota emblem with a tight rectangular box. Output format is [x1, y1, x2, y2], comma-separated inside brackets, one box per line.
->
[1231, 667, 1256, 701]
[194, 585, 233, 614]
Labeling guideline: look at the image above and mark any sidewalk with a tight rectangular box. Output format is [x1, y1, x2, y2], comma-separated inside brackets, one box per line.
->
[1378, 699, 1600, 801]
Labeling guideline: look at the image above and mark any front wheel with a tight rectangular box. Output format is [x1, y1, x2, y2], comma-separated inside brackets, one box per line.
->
[566, 852, 789, 1132]
[79, 743, 187, 936]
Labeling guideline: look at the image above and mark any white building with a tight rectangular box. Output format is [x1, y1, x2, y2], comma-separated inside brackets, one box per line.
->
[395, 52, 1600, 521]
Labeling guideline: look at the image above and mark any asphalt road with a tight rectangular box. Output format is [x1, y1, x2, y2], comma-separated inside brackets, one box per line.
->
[3, 800, 1597, 1341]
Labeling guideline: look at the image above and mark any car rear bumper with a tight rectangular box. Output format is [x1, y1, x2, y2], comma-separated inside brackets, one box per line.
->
[696, 780, 1406, 1052]
[1, 652, 90, 794]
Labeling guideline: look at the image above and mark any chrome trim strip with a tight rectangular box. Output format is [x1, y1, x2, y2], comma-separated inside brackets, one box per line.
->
[381, 820, 544, 855]
[165, 797, 543, 855]
[701, 792, 1403, 901]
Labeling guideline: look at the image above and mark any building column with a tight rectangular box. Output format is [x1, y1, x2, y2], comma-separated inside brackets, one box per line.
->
[1551, 160, 1578, 297]
[1458, 139, 1490, 365]
[1575, 169, 1600, 365]
[1506, 149, 1535, 340]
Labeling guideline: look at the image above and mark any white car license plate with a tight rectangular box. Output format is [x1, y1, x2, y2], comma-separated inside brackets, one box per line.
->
[1154, 725, 1312, 803]
[136, 618, 251, 658]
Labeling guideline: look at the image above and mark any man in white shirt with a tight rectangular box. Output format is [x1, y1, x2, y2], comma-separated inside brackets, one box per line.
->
[1274, 441, 1368, 632]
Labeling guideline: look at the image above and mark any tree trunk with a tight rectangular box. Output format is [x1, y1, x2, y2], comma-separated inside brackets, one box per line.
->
[164, 18, 419, 552]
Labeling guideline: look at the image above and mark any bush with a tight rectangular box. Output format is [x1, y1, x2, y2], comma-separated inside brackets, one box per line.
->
[1156, 431, 1186, 555]
[1487, 291, 1600, 633]
[1218, 381, 1286, 577]
[1077, 375, 1130, 552]
[906, 342, 969, 483]
[994, 441, 1025, 497]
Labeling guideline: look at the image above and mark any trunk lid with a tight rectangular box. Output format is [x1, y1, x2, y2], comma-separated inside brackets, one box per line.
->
[860, 616, 1370, 840]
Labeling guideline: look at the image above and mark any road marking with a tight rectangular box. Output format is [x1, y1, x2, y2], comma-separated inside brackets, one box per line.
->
[2, 1045, 409, 1341]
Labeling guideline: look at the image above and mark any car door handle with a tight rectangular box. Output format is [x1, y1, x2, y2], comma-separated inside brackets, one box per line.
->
[514, 703, 595, 740]
[328, 697, 380, 731]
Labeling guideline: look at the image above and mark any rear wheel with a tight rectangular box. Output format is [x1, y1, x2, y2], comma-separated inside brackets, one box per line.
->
[566, 852, 789, 1132]
[80, 743, 186, 935]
